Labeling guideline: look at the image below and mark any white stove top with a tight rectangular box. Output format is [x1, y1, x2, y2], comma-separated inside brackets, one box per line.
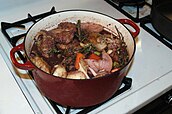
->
[0, 0, 172, 114]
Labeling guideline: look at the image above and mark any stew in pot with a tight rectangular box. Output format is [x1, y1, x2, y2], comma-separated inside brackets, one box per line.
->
[29, 20, 129, 79]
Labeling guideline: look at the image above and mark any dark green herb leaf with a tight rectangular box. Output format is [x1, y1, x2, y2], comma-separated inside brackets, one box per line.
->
[76, 20, 87, 42]
[49, 48, 61, 54]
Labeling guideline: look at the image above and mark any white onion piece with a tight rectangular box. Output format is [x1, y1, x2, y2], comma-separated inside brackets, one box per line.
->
[67, 71, 86, 79]
[30, 56, 50, 74]
[53, 65, 67, 78]
[78, 59, 90, 79]
[88, 67, 97, 77]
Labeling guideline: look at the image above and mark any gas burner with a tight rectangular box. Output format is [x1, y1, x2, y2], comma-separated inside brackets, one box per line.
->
[105, 0, 151, 22]
[1, 6, 132, 114]
[140, 15, 172, 50]
[1, 6, 56, 46]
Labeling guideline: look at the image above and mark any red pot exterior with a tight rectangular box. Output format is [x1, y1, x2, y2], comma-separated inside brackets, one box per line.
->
[32, 62, 130, 107]
[10, 10, 139, 108]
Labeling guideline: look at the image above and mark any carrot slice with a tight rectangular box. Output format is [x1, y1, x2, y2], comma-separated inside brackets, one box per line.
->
[88, 53, 101, 60]
[75, 53, 85, 69]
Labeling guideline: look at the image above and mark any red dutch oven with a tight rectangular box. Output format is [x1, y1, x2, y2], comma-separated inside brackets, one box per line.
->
[10, 10, 139, 107]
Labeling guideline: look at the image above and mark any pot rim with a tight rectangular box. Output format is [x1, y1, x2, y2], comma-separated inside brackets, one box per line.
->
[24, 9, 136, 80]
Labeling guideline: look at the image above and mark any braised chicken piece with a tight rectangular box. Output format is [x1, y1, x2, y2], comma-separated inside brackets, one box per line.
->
[50, 29, 74, 44]
[46, 22, 77, 44]
[30, 20, 129, 79]
[81, 22, 103, 33]
[34, 30, 55, 58]
[30, 56, 50, 74]
[58, 22, 77, 32]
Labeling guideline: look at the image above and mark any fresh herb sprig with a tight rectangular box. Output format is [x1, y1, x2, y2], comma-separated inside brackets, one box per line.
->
[80, 43, 96, 55]
[76, 20, 87, 42]
[49, 47, 61, 54]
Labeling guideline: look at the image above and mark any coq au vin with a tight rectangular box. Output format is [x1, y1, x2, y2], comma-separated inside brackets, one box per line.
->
[29, 20, 129, 79]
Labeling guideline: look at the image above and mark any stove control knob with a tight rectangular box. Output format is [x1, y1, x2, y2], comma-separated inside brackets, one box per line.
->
[166, 93, 172, 105]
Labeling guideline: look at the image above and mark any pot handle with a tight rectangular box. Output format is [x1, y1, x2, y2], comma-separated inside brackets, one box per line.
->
[117, 19, 140, 38]
[10, 43, 35, 70]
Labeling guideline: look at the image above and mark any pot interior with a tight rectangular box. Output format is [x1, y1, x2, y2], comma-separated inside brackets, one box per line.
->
[25, 10, 135, 66]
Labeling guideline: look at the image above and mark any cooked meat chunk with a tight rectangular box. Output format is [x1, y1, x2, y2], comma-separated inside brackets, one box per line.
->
[58, 22, 77, 32]
[35, 30, 55, 58]
[48, 22, 77, 44]
[50, 29, 74, 44]
[56, 39, 82, 52]
[81, 22, 103, 33]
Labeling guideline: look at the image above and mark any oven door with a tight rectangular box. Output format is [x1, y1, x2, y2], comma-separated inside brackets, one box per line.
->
[135, 89, 172, 114]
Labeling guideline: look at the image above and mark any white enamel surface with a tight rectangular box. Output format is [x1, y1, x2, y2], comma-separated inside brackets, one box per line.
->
[0, 46, 34, 114]
[0, 0, 172, 114]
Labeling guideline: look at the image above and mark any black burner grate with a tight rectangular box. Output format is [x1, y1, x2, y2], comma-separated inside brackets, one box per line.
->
[140, 15, 172, 50]
[105, 0, 151, 23]
[105, 0, 172, 50]
[1, 6, 56, 47]
[1, 7, 132, 114]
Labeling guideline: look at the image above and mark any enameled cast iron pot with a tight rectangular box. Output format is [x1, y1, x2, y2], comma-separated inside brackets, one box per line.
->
[10, 10, 139, 107]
